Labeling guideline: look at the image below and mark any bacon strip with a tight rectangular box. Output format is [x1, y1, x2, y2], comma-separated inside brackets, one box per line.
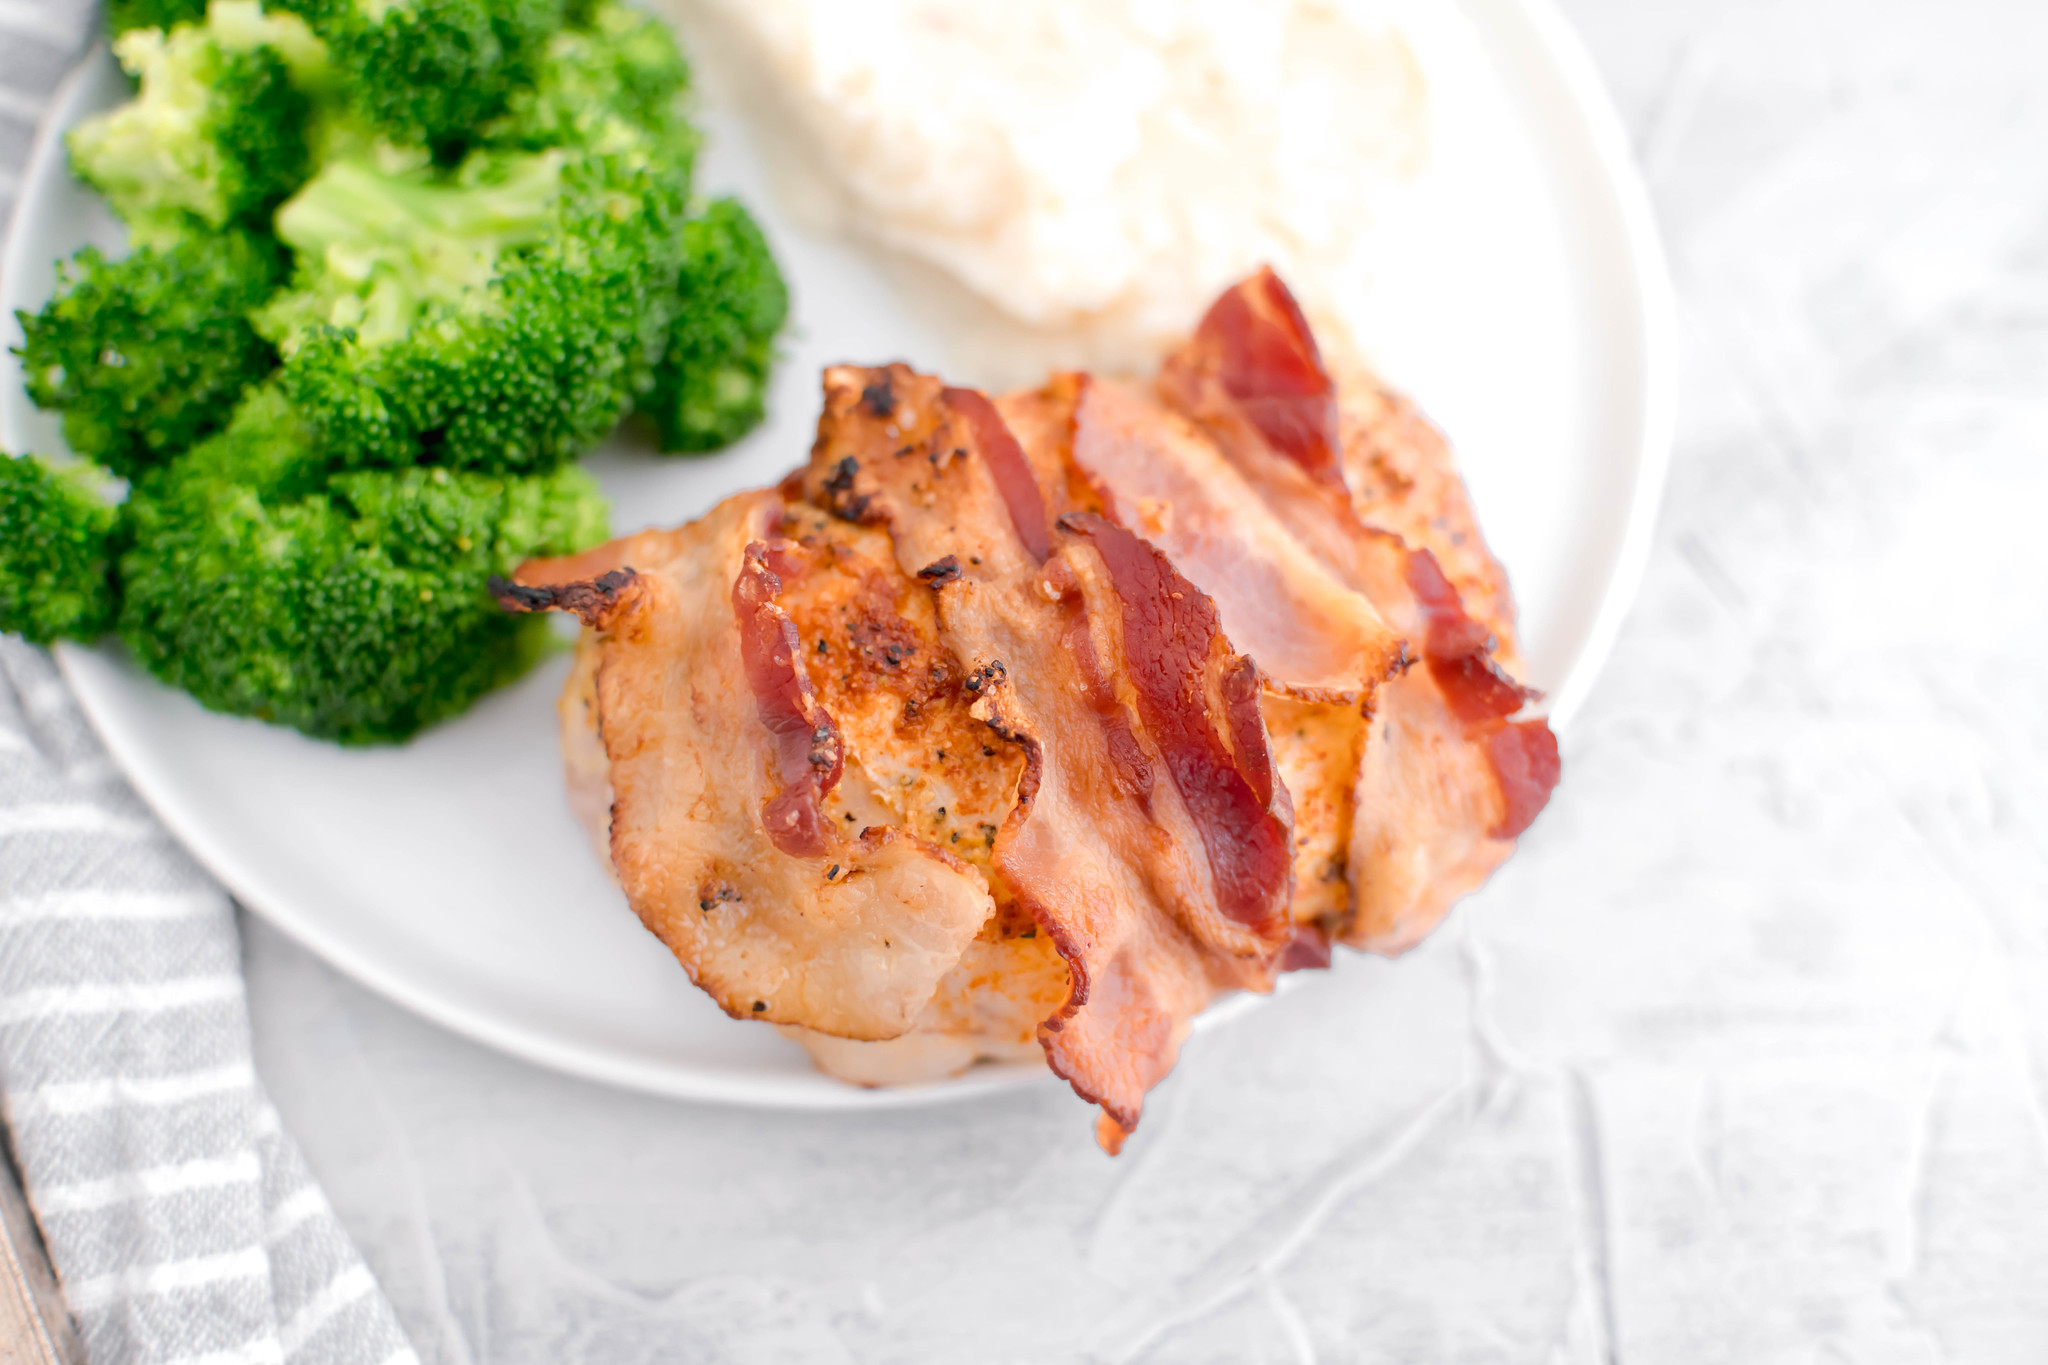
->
[1487, 721, 1561, 840]
[1065, 613, 1155, 806]
[733, 541, 846, 858]
[1060, 512, 1292, 935]
[1063, 376, 1403, 697]
[944, 385, 1051, 563]
[1194, 265, 1345, 496]
[1404, 547, 1536, 726]
[1402, 547, 1559, 832]
[1160, 274, 1406, 616]
[1049, 375, 1398, 947]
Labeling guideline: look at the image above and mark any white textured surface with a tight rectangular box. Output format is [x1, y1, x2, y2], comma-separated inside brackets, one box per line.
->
[245, 0, 2048, 1358]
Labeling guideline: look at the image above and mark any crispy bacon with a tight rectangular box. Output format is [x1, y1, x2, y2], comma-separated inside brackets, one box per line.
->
[1063, 376, 1403, 697]
[1065, 613, 1155, 807]
[1194, 266, 1345, 495]
[1161, 275, 1411, 628]
[1060, 511, 1292, 935]
[1404, 547, 1535, 726]
[1053, 374, 1394, 949]
[733, 541, 846, 858]
[1487, 720, 1561, 840]
[1402, 547, 1559, 833]
[944, 385, 1051, 562]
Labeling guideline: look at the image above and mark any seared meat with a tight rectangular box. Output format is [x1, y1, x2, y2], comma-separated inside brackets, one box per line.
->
[781, 367, 1296, 1149]
[506, 506, 999, 1041]
[499, 270, 1558, 1149]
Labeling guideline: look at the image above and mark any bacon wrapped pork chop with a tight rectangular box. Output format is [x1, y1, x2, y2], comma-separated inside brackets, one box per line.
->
[495, 270, 1559, 1151]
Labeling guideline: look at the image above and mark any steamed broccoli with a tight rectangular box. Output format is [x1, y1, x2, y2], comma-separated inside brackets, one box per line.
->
[68, 19, 312, 246]
[487, 0, 691, 153]
[16, 230, 286, 480]
[256, 148, 566, 350]
[0, 454, 120, 645]
[264, 148, 690, 477]
[648, 198, 788, 452]
[259, 3, 698, 477]
[20, 0, 791, 741]
[311, 0, 578, 159]
[119, 386, 609, 743]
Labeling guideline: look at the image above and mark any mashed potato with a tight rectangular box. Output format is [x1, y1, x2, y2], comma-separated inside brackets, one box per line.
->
[672, 0, 1437, 375]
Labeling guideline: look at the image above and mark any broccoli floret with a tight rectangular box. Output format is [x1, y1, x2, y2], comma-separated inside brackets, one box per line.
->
[107, 0, 208, 36]
[0, 454, 121, 645]
[263, 143, 690, 476]
[487, 1, 692, 155]
[68, 20, 312, 246]
[256, 7, 698, 476]
[119, 386, 609, 743]
[15, 230, 286, 480]
[646, 198, 788, 453]
[256, 148, 565, 350]
[314, 0, 575, 159]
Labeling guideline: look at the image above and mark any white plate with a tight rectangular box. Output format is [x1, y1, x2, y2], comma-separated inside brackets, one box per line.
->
[0, 0, 1672, 1108]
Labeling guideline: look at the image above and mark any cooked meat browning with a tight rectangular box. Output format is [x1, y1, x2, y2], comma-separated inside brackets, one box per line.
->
[785, 367, 1296, 1149]
[498, 270, 1559, 1150]
[504, 502, 998, 1041]
[1156, 266, 1559, 951]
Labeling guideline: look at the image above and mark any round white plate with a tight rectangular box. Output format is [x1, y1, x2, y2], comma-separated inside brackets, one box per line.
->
[0, 0, 1672, 1108]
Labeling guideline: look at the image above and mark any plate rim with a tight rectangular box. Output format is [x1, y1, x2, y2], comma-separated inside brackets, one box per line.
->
[1505, 0, 1677, 730]
[14, 0, 1673, 1109]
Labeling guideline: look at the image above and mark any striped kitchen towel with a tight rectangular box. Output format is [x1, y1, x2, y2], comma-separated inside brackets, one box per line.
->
[0, 639, 419, 1364]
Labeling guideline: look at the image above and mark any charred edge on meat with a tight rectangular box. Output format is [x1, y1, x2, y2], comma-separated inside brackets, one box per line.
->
[917, 555, 963, 586]
[489, 569, 639, 629]
[861, 377, 897, 418]
[822, 455, 874, 522]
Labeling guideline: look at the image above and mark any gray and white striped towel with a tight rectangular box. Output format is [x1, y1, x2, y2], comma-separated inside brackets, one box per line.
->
[0, 638, 419, 1363]
[0, 5, 419, 1356]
